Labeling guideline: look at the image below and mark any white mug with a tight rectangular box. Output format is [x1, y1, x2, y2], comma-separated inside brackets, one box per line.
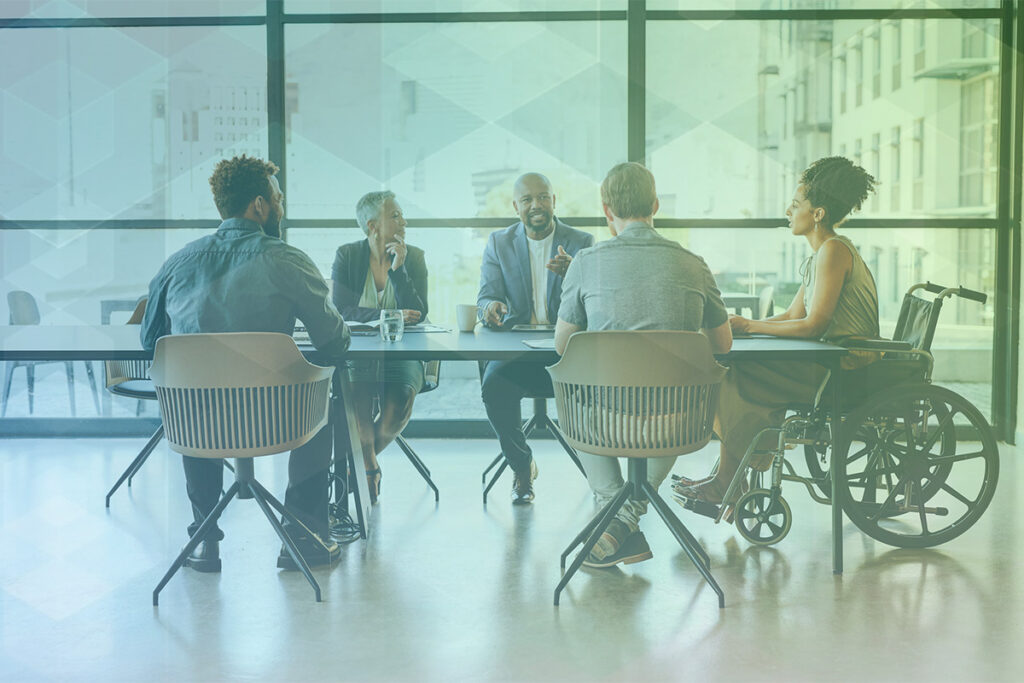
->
[456, 304, 478, 332]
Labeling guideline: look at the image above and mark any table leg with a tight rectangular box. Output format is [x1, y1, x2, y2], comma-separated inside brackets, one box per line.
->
[334, 371, 372, 538]
[830, 359, 844, 575]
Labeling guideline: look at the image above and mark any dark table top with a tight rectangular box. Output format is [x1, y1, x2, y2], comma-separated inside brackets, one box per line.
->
[0, 325, 847, 363]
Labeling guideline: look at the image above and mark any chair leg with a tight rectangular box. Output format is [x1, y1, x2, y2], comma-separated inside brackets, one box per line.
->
[1, 362, 14, 417]
[482, 460, 507, 505]
[554, 483, 633, 606]
[541, 415, 587, 478]
[64, 362, 76, 417]
[247, 479, 322, 603]
[641, 480, 725, 609]
[481, 453, 503, 483]
[153, 481, 240, 606]
[105, 425, 164, 507]
[26, 365, 35, 415]
[395, 435, 439, 502]
[560, 487, 626, 571]
[83, 361, 100, 414]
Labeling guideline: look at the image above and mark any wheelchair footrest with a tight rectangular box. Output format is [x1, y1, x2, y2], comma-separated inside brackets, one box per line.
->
[672, 493, 721, 520]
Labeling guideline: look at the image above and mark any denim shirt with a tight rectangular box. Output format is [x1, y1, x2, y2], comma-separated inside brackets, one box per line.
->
[140, 217, 350, 358]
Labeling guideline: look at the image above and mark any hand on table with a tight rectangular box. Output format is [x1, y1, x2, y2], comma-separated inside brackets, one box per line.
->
[483, 301, 508, 328]
[729, 314, 752, 334]
[403, 309, 422, 324]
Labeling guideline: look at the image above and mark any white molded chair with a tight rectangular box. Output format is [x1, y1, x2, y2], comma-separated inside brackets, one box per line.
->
[547, 330, 727, 607]
[150, 332, 335, 605]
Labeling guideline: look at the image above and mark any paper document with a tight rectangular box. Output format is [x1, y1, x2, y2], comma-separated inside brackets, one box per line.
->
[522, 338, 556, 349]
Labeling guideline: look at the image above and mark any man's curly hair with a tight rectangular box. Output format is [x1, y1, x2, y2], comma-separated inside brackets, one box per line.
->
[208, 155, 279, 219]
[800, 156, 877, 228]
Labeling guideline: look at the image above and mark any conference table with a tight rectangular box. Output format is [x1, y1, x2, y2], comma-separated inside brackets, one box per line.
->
[0, 325, 849, 574]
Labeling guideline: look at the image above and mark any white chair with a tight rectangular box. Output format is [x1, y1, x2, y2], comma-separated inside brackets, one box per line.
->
[150, 333, 335, 605]
[757, 285, 775, 319]
[547, 331, 727, 607]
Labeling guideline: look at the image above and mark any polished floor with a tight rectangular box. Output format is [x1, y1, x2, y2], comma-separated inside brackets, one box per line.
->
[0, 435, 1021, 682]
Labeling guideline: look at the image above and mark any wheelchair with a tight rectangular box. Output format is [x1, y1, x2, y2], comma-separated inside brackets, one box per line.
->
[675, 281, 1000, 550]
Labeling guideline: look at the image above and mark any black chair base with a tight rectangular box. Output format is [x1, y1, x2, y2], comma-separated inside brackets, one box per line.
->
[153, 459, 331, 605]
[554, 458, 725, 609]
[482, 398, 586, 504]
[105, 425, 233, 507]
[395, 435, 439, 502]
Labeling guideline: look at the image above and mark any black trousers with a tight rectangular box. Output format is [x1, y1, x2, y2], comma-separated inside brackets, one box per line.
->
[182, 424, 333, 541]
[480, 359, 554, 473]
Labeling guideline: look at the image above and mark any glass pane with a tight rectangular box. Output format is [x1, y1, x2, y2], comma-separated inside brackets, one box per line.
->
[0, 26, 267, 220]
[0, 0, 265, 18]
[647, 18, 1001, 220]
[285, 21, 626, 219]
[286, 0, 625, 13]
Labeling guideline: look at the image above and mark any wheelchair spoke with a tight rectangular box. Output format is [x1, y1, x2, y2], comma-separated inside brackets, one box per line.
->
[868, 472, 912, 522]
[916, 406, 957, 456]
[846, 441, 874, 465]
[916, 484, 929, 534]
[928, 449, 988, 466]
[766, 520, 783, 535]
[940, 482, 976, 506]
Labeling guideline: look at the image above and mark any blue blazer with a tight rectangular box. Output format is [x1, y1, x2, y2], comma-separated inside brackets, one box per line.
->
[477, 218, 594, 327]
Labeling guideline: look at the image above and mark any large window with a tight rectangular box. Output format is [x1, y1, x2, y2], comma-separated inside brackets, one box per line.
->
[0, 1, 1014, 433]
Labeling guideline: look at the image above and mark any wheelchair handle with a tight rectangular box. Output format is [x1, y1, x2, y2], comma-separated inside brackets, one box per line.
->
[920, 282, 988, 305]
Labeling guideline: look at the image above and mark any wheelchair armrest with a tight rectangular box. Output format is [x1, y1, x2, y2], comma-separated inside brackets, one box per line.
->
[841, 339, 914, 352]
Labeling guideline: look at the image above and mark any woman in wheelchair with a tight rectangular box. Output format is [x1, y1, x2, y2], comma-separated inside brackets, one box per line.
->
[674, 156, 879, 507]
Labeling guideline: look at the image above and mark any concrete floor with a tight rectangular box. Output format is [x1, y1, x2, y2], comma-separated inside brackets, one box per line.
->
[0, 435, 1020, 682]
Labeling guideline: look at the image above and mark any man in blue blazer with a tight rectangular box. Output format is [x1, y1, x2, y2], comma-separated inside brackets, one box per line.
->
[477, 172, 594, 503]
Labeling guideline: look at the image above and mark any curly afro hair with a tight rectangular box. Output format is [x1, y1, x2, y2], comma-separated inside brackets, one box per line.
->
[208, 155, 279, 219]
[799, 156, 877, 228]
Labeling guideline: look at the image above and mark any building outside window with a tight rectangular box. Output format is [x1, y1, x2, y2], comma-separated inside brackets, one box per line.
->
[891, 126, 901, 213]
[891, 21, 902, 90]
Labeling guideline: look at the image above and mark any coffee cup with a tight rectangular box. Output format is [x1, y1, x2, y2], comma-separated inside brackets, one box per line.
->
[456, 304, 478, 332]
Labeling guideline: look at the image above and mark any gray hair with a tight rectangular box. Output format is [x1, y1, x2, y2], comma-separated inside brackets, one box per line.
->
[356, 190, 395, 235]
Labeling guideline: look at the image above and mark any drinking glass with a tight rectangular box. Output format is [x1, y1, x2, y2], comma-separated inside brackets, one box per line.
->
[380, 309, 404, 342]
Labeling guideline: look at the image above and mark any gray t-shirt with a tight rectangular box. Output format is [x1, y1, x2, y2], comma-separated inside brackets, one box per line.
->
[557, 222, 728, 333]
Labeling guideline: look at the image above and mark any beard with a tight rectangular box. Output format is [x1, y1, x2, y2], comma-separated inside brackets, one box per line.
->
[524, 211, 552, 233]
[262, 214, 282, 239]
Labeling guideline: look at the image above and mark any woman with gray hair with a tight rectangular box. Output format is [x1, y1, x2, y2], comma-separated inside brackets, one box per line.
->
[332, 191, 428, 503]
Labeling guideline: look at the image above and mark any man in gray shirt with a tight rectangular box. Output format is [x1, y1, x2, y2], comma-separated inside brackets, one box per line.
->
[554, 162, 732, 568]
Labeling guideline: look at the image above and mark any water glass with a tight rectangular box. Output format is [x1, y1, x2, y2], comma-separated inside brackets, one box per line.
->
[380, 309, 404, 342]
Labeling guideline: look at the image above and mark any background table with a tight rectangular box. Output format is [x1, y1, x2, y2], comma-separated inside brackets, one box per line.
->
[0, 326, 848, 572]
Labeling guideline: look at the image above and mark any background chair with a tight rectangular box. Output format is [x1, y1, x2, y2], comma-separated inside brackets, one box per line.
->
[150, 332, 335, 605]
[757, 285, 775, 319]
[392, 359, 441, 501]
[103, 298, 233, 507]
[547, 330, 727, 608]
[478, 362, 587, 503]
[2, 290, 100, 416]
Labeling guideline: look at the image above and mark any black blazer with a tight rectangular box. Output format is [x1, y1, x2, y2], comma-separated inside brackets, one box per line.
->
[331, 239, 428, 323]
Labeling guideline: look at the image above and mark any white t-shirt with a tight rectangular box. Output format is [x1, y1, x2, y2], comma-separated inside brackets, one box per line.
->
[527, 230, 554, 324]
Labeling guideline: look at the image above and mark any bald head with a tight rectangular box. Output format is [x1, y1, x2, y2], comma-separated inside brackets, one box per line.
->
[512, 172, 556, 238]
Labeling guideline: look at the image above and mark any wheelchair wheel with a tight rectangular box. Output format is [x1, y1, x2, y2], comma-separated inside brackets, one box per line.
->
[834, 384, 998, 548]
[734, 489, 792, 546]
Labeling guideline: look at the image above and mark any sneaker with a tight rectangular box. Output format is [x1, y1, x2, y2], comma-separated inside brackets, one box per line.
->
[277, 533, 341, 571]
[511, 459, 539, 505]
[584, 530, 653, 568]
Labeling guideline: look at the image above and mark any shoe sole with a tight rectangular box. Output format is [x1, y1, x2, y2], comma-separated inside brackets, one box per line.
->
[185, 558, 222, 573]
[583, 550, 654, 569]
[277, 553, 341, 571]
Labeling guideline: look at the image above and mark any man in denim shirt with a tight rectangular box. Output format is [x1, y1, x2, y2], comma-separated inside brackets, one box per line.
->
[142, 156, 350, 573]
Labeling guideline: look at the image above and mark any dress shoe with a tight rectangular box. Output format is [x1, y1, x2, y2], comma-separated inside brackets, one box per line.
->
[185, 540, 222, 573]
[511, 459, 539, 505]
[584, 530, 653, 568]
[277, 533, 341, 571]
